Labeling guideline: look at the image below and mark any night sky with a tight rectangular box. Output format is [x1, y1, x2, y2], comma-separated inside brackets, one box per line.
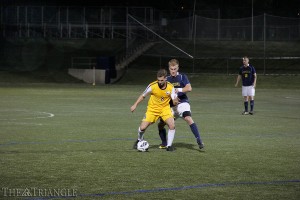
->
[1, 0, 300, 18]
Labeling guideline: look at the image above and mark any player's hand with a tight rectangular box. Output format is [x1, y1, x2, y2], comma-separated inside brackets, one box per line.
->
[130, 105, 136, 112]
[172, 98, 180, 106]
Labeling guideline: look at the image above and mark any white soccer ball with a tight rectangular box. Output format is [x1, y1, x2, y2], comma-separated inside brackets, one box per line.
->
[137, 140, 149, 152]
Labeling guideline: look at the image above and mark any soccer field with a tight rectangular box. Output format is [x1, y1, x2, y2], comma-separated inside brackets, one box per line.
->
[0, 84, 299, 199]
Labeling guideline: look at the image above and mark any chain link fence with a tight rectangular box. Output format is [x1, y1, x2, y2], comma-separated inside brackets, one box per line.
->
[1, 6, 299, 41]
[1, 6, 299, 74]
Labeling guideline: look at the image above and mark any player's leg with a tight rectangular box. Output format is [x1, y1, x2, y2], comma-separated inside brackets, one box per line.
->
[133, 121, 152, 149]
[161, 107, 176, 151]
[243, 96, 249, 114]
[242, 86, 249, 115]
[158, 106, 179, 149]
[139, 121, 152, 139]
[179, 103, 204, 149]
[157, 119, 167, 148]
[249, 87, 255, 115]
[133, 112, 156, 149]
[164, 117, 176, 151]
[249, 96, 254, 114]
[184, 115, 204, 149]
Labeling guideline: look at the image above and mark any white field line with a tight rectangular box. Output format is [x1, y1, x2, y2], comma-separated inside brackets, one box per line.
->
[0, 110, 55, 121]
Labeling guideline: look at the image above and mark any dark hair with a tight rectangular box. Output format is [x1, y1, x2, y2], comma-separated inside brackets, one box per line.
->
[157, 69, 167, 77]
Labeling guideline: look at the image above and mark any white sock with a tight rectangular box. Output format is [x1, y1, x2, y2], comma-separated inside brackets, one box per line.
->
[167, 129, 175, 147]
[138, 127, 144, 141]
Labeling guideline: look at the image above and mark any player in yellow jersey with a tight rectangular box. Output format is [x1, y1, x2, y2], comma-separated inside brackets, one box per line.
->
[131, 69, 178, 151]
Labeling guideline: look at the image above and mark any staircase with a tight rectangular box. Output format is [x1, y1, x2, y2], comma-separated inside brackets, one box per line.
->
[68, 42, 156, 84]
[115, 42, 156, 70]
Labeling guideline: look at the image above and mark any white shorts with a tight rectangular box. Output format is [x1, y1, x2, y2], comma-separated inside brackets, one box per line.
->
[242, 86, 255, 97]
[172, 102, 191, 119]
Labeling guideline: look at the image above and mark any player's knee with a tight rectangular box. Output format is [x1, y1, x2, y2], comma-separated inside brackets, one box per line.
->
[140, 122, 152, 132]
[166, 120, 175, 130]
[168, 124, 175, 130]
[139, 127, 146, 132]
[184, 116, 194, 125]
[182, 111, 191, 118]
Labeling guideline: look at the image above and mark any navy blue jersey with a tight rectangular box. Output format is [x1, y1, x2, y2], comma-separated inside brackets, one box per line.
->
[239, 65, 256, 86]
[167, 73, 190, 105]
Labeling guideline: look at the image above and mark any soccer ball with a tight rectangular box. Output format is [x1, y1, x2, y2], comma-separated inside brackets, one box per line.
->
[137, 140, 149, 152]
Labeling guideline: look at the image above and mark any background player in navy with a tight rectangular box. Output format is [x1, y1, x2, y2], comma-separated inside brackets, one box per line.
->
[157, 59, 204, 150]
[235, 56, 257, 115]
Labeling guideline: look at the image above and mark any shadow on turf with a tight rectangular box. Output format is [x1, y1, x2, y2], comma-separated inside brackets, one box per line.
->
[151, 142, 205, 152]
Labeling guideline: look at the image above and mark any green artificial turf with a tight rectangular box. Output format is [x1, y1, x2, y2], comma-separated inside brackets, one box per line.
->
[0, 83, 299, 199]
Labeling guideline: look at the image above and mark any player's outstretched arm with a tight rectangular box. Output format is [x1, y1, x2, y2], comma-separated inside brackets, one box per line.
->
[130, 94, 145, 112]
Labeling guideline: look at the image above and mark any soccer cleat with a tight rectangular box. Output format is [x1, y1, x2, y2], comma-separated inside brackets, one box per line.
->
[196, 138, 204, 150]
[166, 146, 174, 151]
[159, 144, 167, 149]
[249, 111, 254, 115]
[198, 142, 205, 150]
[133, 139, 139, 149]
[242, 111, 249, 115]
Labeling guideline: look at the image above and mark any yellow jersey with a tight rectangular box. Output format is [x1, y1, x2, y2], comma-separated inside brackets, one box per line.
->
[142, 81, 175, 114]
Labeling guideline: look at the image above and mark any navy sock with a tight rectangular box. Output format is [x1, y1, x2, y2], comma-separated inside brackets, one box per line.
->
[244, 101, 248, 112]
[250, 100, 254, 111]
[158, 128, 167, 146]
[190, 123, 202, 144]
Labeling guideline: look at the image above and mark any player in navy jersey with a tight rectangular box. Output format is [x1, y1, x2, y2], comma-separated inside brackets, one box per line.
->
[235, 56, 257, 115]
[157, 59, 204, 150]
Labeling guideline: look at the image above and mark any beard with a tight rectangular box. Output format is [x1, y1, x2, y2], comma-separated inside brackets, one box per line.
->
[158, 82, 165, 89]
